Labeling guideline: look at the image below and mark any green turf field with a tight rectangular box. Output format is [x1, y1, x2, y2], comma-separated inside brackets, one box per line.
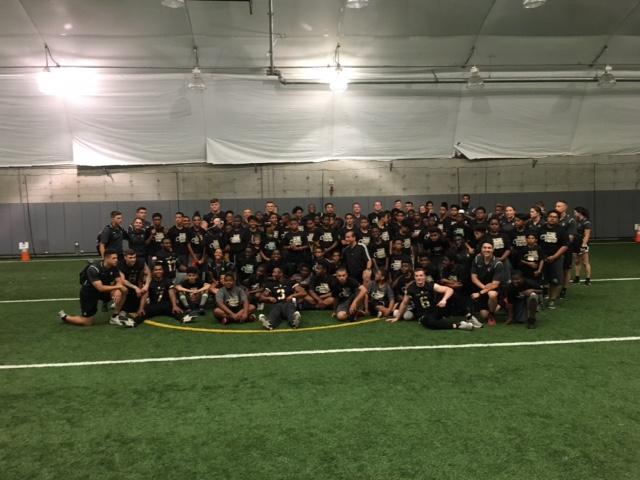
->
[1, 244, 639, 479]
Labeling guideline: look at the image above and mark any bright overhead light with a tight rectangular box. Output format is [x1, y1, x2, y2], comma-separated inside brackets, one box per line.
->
[346, 0, 369, 8]
[161, 0, 185, 8]
[523, 0, 546, 8]
[329, 67, 349, 92]
[467, 65, 484, 89]
[37, 68, 98, 97]
[188, 67, 206, 91]
[598, 65, 616, 88]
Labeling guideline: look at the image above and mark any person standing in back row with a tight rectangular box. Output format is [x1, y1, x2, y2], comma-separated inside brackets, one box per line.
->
[99, 211, 128, 258]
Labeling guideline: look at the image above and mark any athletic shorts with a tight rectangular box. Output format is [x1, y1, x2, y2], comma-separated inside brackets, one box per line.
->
[336, 294, 357, 315]
[79, 288, 112, 318]
[562, 251, 573, 270]
[543, 257, 564, 285]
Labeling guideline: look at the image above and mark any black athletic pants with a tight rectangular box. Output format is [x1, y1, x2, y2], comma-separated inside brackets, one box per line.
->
[137, 301, 181, 324]
[267, 302, 296, 328]
[418, 308, 456, 330]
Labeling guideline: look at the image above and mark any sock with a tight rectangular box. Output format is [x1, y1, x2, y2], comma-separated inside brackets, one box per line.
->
[179, 294, 189, 308]
[199, 293, 208, 307]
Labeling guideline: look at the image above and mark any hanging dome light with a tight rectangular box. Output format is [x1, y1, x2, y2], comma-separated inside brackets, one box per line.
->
[161, 0, 185, 8]
[597, 65, 616, 88]
[329, 67, 349, 92]
[523, 0, 547, 8]
[467, 65, 484, 89]
[346, 0, 369, 8]
[188, 67, 206, 91]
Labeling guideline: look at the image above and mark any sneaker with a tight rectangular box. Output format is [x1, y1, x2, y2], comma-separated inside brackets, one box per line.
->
[377, 310, 383, 319]
[108, 300, 116, 311]
[547, 300, 556, 310]
[458, 320, 474, 331]
[467, 314, 483, 329]
[181, 314, 194, 324]
[118, 311, 129, 321]
[57, 310, 68, 323]
[487, 314, 497, 327]
[571, 276, 580, 284]
[198, 308, 206, 316]
[122, 318, 137, 328]
[109, 315, 123, 326]
[220, 316, 229, 325]
[291, 311, 301, 329]
[259, 314, 273, 331]
[584, 278, 591, 286]
[559, 288, 567, 299]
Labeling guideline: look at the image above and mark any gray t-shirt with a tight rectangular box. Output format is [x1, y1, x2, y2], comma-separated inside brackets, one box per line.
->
[215, 286, 247, 309]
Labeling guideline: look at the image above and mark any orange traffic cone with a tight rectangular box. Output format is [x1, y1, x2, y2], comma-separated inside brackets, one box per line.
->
[21, 248, 30, 262]
[635, 229, 640, 244]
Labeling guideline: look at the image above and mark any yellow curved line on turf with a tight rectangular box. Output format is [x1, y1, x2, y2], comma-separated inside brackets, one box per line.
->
[144, 317, 382, 334]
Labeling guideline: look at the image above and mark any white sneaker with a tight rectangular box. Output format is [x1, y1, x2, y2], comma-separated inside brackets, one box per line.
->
[181, 314, 194, 324]
[467, 315, 483, 329]
[57, 310, 67, 322]
[122, 318, 137, 328]
[458, 320, 474, 331]
[109, 315, 123, 326]
[291, 311, 301, 328]
[258, 314, 272, 331]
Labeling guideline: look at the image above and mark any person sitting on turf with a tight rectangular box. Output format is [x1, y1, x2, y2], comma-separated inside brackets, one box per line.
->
[258, 267, 305, 330]
[387, 268, 476, 330]
[135, 264, 189, 325]
[470, 241, 504, 326]
[330, 267, 368, 322]
[214, 273, 256, 324]
[174, 266, 211, 317]
[505, 270, 542, 329]
[367, 268, 396, 319]
[303, 262, 334, 310]
[58, 249, 129, 327]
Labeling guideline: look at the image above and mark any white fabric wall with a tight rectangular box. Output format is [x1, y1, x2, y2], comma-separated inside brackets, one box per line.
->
[0, 73, 639, 166]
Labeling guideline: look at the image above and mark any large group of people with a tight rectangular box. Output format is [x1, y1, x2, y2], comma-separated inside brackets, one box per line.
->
[57, 195, 593, 332]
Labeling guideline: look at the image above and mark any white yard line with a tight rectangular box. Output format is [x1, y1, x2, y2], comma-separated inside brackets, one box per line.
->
[1, 336, 639, 371]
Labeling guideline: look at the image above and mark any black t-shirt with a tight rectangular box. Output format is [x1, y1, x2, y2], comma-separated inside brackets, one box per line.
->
[281, 231, 309, 260]
[368, 239, 388, 268]
[148, 277, 174, 304]
[574, 219, 592, 246]
[388, 253, 412, 280]
[470, 254, 504, 285]
[518, 245, 542, 278]
[147, 226, 166, 255]
[225, 227, 251, 255]
[342, 243, 370, 283]
[309, 274, 332, 296]
[179, 278, 205, 290]
[506, 278, 541, 303]
[167, 226, 189, 255]
[83, 262, 120, 293]
[330, 277, 361, 300]
[204, 228, 226, 257]
[315, 227, 340, 252]
[510, 228, 529, 264]
[539, 224, 569, 258]
[261, 231, 280, 258]
[118, 258, 146, 286]
[488, 232, 511, 259]
[263, 279, 297, 303]
[127, 227, 147, 256]
[422, 236, 449, 261]
[440, 263, 467, 291]
[236, 257, 258, 285]
[155, 250, 179, 279]
[99, 224, 127, 254]
[405, 282, 437, 318]
[188, 227, 206, 257]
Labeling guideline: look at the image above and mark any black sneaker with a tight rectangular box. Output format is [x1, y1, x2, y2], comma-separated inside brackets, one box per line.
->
[526, 317, 536, 329]
[198, 308, 206, 316]
[571, 276, 580, 284]
[559, 288, 567, 299]
[584, 278, 591, 286]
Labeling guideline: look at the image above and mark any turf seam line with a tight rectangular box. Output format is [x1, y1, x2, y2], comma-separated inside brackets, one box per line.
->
[2, 336, 639, 371]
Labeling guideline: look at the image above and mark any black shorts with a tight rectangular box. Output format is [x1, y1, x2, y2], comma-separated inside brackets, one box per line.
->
[543, 257, 564, 285]
[123, 288, 141, 313]
[79, 288, 112, 318]
[562, 252, 572, 270]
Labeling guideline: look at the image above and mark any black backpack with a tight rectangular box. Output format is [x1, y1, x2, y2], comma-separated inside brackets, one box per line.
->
[79, 261, 100, 285]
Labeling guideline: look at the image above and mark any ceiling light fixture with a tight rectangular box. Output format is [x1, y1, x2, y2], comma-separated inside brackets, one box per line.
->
[466, 65, 484, 89]
[523, 0, 547, 8]
[37, 43, 97, 97]
[328, 43, 349, 92]
[161, 0, 185, 8]
[597, 64, 616, 88]
[346, 0, 369, 8]
[187, 46, 206, 90]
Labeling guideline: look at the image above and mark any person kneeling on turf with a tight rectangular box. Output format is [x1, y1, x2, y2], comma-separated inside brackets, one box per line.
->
[58, 249, 129, 327]
[505, 270, 541, 329]
[214, 273, 256, 324]
[135, 264, 190, 325]
[387, 268, 476, 331]
[174, 266, 211, 317]
[257, 267, 305, 330]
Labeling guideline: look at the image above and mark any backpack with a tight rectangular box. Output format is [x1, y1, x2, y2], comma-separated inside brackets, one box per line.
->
[79, 261, 100, 285]
[96, 224, 113, 254]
